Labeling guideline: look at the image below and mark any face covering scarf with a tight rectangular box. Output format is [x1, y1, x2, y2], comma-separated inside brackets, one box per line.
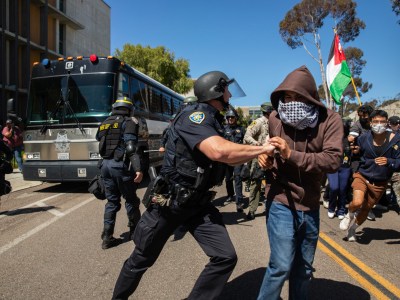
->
[371, 124, 387, 134]
[278, 100, 319, 130]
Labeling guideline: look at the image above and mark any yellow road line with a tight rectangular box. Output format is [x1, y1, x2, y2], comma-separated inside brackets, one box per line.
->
[318, 242, 390, 300]
[319, 232, 400, 298]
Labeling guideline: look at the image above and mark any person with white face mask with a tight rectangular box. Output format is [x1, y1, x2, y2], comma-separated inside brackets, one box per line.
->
[340, 110, 400, 242]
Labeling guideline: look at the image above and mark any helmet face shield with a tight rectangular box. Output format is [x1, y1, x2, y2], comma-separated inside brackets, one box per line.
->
[226, 79, 246, 99]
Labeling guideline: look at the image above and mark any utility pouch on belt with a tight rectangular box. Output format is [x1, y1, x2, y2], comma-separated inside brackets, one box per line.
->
[142, 175, 168, 208]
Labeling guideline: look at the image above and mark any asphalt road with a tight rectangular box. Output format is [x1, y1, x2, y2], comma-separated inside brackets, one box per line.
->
[0, 180, 399, 300]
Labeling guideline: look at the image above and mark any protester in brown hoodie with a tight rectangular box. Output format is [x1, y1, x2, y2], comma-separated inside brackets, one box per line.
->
[257, 66, 343, 300]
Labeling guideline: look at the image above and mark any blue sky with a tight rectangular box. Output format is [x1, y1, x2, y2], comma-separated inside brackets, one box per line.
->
[105, 0, 399, 107]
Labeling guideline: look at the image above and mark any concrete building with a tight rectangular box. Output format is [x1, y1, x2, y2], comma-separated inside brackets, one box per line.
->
[0, 0, 110, 122]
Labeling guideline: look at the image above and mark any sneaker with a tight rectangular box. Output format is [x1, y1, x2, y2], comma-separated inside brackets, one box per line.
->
[338, 214, 345, 220]
[339, 213, 354, 230]
[224, 196, 234, 204]
[367, 211, 376, 221]
[346, 225, 357, 242]
[323, 199, 329, 209]
[236, 203, 244, 213]
[247, 211, 255, 220]
[328, 211, 335, 219]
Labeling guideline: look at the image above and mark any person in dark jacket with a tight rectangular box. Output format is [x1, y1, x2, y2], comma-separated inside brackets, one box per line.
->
[340, 110, 400, 241]
[326, 118, 353, 219]
[257, 65, 343, 300]
[223, 109, 246, 212]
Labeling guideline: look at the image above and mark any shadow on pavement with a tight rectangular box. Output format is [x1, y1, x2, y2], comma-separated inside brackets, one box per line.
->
[309, 278, 370, 300]
[357, 227, 400, 245]
[219, 271, 371, 300]
[218, 267, 265, 300]
[0, 206, 56, 216]
[34, 182, 89, 193]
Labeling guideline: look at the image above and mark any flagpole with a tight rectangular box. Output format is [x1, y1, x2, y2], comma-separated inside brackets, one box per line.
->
[351, 77, 362, 106]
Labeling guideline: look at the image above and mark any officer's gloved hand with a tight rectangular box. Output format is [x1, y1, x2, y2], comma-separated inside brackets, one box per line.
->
[134, 171, 143, 183]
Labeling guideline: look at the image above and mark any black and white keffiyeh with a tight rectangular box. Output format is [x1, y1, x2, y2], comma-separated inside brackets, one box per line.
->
[278, 100, 319, 130]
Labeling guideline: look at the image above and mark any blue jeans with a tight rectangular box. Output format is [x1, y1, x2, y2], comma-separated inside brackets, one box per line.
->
[257, 201, 320, 300]
[13, 145, 23, 172]
[327, 167, 351, 215]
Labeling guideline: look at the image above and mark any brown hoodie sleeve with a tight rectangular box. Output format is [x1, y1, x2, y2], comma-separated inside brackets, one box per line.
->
[287, 109, 343, 174]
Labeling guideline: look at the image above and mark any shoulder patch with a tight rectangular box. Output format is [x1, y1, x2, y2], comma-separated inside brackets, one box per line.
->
[248, 120, 257, 129]
[189, 111, 205, 124]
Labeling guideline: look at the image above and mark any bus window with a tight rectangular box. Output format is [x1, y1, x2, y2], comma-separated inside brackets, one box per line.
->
[172, 97, 182, 114]
[117, 72, 129, 99]
[162, 93, 172, 116]
[149, 87, 162, 114]
[130, 77, 147, 112]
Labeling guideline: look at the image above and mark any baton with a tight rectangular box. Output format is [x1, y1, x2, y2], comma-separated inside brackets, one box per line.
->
[143, 149, 161, 153]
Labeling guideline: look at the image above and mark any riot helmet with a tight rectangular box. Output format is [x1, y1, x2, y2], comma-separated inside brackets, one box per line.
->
[112, 96, 133, 111]
[184, 96, 198, 105]
[194, 71, 245, 105]
[225, 109, 237, 118]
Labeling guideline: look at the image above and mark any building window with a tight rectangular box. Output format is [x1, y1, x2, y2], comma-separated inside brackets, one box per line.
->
[59, 0, 65, 12]
[59, 24, 65, 55]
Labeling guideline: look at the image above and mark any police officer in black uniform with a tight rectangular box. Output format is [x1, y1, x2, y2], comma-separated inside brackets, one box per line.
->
[223, 109, 246, 212]
[96, 97, 143, 250]
[112, 71, 276, 300]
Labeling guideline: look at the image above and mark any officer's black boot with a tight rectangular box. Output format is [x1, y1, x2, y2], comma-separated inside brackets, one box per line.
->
[101, 224, 117, 250]
[127, 209, 141, 241]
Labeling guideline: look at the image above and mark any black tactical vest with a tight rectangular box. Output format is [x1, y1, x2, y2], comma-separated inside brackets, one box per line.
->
[161, 105, 226, 191]
[98, 115, 125, 159]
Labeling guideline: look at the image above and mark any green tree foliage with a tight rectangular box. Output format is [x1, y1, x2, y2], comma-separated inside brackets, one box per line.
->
[235, 107, 250, 127]
[114, 44, 193, 94]
[392, 0, 400, 24]
[279, 0, 365, 109]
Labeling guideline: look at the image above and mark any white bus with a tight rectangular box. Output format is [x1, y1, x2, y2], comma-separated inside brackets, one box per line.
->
[20, 55, 183, 182]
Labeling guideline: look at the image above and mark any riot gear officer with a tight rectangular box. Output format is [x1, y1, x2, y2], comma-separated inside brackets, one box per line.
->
[223, 109, 246, 212]
[96, 97, 143, 250]
[112, 71, 275, 300]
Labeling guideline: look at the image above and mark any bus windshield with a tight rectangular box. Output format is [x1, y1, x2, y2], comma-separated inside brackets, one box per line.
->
[27, 73, 114, 125]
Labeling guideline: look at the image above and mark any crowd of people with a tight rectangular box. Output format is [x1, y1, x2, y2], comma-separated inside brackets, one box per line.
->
[93, 66, 400, 300]
[1, 64, 398, 299]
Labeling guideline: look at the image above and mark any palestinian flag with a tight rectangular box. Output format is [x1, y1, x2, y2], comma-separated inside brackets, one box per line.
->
[326, 33, 352, 105]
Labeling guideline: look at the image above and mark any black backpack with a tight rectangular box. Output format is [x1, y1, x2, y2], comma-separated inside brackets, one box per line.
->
[88, 175, 106, 200]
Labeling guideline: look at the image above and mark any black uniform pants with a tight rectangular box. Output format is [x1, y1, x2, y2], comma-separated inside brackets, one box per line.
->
[112, 201, 237, 300]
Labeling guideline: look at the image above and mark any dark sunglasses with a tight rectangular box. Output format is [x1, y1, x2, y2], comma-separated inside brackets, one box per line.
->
[226, 116, 236, 119]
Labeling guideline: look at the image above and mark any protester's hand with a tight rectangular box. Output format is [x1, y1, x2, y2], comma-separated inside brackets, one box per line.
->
[268, 137, 291, 159]
[262, 140, 275, 156]
[375, 157, 387, 166]
[159, 147, 165, 152]
[258, 153, 274, 169]
[134, 172, 143, 183]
